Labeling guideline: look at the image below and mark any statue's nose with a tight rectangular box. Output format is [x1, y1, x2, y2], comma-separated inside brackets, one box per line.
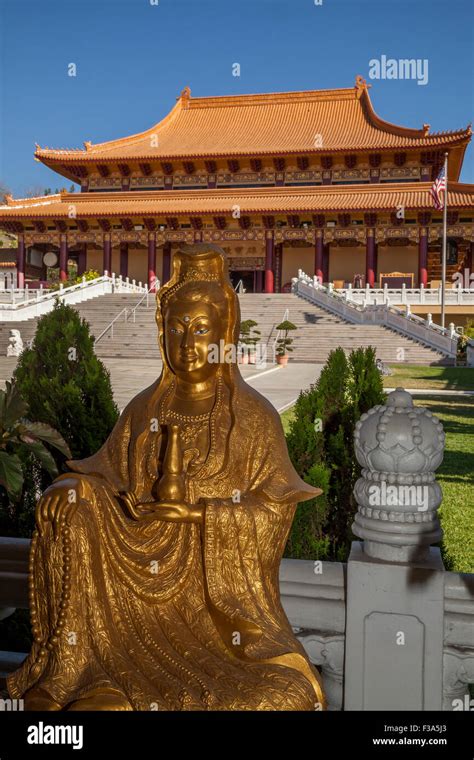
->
[181, 327, 195, 350]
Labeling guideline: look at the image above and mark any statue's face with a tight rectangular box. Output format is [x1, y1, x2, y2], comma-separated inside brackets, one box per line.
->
[164, 298, 223, 381]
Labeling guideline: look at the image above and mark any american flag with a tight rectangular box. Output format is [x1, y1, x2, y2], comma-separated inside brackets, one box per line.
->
[430, 164, 447, 210]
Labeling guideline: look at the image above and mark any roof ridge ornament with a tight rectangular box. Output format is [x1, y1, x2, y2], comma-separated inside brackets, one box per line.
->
[84, 141, 92, 150]
[179, 86, 191, 102]
[355, 74, 371, 96]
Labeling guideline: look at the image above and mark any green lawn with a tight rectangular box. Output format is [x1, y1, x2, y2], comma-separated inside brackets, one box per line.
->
[280, 397, 474, 573]
[384, 365, 474, 391]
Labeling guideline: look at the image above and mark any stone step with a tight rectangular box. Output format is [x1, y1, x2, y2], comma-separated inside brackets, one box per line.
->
[0, 292, 452, 365]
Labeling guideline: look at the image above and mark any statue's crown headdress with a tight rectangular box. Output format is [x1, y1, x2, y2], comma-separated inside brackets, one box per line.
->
[158, 244, 229, 305]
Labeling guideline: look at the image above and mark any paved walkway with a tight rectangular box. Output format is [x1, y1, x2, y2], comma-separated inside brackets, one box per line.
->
[100, 360, 323, 411]
[384, 387, 474, 396]
[0, 357, 323, 412]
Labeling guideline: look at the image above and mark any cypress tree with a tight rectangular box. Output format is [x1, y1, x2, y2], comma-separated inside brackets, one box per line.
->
[14, 300, 119, 469]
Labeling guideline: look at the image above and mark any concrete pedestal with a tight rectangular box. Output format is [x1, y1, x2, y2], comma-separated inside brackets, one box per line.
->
[344, 541, 445, 710]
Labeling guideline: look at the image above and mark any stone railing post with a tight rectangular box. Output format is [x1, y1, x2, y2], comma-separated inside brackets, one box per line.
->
[344, 388, 446, 710]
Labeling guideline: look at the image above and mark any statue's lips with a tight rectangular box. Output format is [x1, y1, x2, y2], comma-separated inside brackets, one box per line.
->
[179, 351, 199, 364]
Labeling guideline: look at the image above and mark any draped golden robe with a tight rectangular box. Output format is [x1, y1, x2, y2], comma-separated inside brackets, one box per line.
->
[8, 245, 325, 711]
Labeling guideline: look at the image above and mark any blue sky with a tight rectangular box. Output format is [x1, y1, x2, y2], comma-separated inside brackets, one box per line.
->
[0, 0, 473, 196]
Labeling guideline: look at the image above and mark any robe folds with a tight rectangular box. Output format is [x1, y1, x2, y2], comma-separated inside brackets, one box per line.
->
[8, 371, 325, 711]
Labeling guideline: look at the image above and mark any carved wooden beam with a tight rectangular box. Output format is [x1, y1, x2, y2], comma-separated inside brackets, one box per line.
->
[143, 218, 157, 231]
[190, 217, 203, 230]
[227, 159, 240, 173]
[97, 164, 110, 178]
[262, 216, 275, 229]
[213, 216, 226, 230]
[120, 218, 134, 231]
[273, 157, 286, 172]
[161, 162, 174, 176]
[77, 219, 89, 232]
[312, 214, 325, 228]
[364, 213, 378, 227]
[321, 156, 333, 170]
[166, 217, 179, 230]
[238, 216, 251, 230]
[63, 164, 88, 178]
[139, 163, 152, 176]
[34, 221, 46, 233]
[205, 160, 217, 173]
[297, 156, 309, 170]
[183, 161, 195, 175]
[417, 212, 432, 226]
[394, 152, 407, 167]
[287, 215, 300, 228]
[338, 213, 351, 227]
[250, 158, 262, 172]
[344, 154, 357, 169]
[54, 219, 67, 232]
[117, 163, 131, 177]
[98, 219, 111, 232]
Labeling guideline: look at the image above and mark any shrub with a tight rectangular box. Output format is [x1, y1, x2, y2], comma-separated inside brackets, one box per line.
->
[13, 300, 119, 474]
[285, 346, 385, 561]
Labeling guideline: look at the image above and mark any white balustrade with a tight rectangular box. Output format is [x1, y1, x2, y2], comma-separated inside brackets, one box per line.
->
[0, 274, 148, 322]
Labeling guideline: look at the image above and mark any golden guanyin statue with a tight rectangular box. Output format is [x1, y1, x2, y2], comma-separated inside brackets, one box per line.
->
[8, 244, 325, 711]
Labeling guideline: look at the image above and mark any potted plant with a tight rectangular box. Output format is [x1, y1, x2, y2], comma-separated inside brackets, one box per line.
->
[275, 320, 297, 366]
[239, 320, 261, 364]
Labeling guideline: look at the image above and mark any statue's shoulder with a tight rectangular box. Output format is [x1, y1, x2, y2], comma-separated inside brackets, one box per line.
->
[237, 380, 282, 431]
[118, 376, 162, 422]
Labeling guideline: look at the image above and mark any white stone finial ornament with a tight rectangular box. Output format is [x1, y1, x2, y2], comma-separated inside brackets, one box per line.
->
[352, 388, 445, 562]
[6, 329, 23, 357]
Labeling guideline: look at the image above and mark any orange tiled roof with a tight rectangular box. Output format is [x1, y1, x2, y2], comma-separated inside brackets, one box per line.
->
[35, 78, 471, 164]
[1, 183, 473, 219]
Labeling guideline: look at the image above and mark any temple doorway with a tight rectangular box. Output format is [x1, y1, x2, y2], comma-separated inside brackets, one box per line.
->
[229, 269, 264, 293]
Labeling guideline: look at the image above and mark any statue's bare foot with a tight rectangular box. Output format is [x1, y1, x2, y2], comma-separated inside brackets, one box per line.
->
[24, 686, 62, 711]
[66, 687, 133, 711]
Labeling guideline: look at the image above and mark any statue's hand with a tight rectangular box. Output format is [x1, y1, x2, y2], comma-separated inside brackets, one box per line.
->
[36, 477, 84, 539]
[152, 500, 204, 524]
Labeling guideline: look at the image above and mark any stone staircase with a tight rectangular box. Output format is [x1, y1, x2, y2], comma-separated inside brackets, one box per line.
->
[0, 293, 146, 356]
[0, 292, 452, 365]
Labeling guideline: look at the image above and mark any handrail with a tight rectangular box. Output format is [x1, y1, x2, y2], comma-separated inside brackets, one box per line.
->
[335, 283, 474, 307]
[0, 274, 148, 323]
[293, 271, 459, 358]
[128, 282, 159, 323]
[95, 283, 156, 343]
[94, 306, 130, 343]
[272, 307, 290, 359]
[234, 279, 245, 294]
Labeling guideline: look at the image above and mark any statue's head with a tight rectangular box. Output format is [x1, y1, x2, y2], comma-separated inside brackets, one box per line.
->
[156, 244, 239, 384]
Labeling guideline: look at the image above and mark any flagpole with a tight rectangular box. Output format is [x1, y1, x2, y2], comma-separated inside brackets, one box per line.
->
[441, 152, 448, 329]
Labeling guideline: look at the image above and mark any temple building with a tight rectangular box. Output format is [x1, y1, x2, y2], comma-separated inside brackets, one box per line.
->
[1, 75, 473, 293]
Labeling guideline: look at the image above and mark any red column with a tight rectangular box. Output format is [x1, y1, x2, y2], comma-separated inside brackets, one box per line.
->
[59, 237, 68, 282]
[256, 269, 263, 293]
[418, 227, 428, 287]
[315, 231, 324, 284]
[162, 242, 171, 284]
[465, 242, 473, 286]
[322, 243, 330, 284]
[120, 242, 128, 279]
[77, 244, 87, 276]
[103, 236, 112, 277]
[274, 243, 282, 292]
[17, 236, 25, 289]
[365, 229, 376, 288]
[148, 235, 156, 292]
[264, 231, 274, 293]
